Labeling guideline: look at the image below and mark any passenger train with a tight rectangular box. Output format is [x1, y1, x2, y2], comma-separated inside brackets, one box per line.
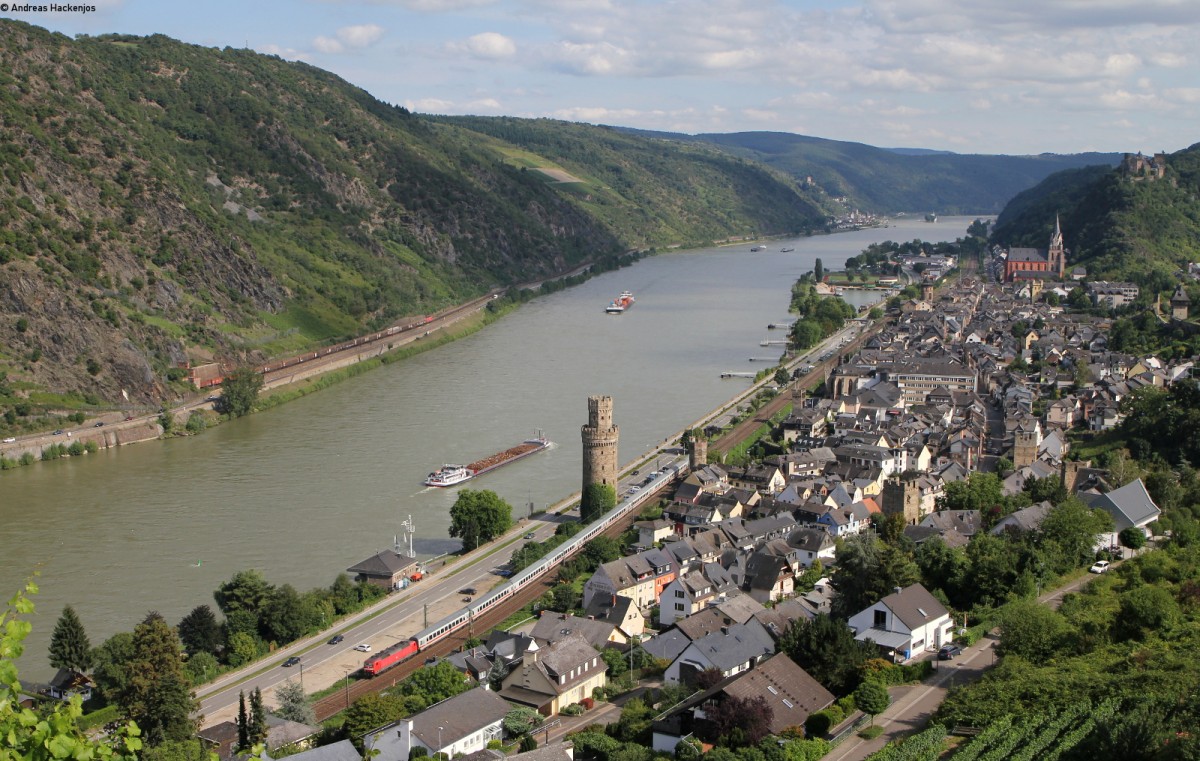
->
[361, 463, 687, 676]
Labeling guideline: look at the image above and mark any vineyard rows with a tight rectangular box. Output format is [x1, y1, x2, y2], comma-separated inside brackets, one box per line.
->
[948, 697, 1121, 760]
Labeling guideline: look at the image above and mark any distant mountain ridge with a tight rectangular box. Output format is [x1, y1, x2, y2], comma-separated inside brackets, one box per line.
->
[991, 144, 1200, 291]
[615, 127, 1121, 215]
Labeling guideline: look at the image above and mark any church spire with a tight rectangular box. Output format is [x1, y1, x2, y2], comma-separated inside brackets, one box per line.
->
[1049, 214, 1065, 278]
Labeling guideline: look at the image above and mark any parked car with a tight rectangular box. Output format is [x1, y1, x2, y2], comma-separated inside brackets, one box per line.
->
[53, 430, 63, 435]
[353, 643, 371, 652]
[1089, 560, 1111, 574]
[2, 437, 14, 444]
[283, 656, 301, 667]
[328, 634, 344, 645]
[94, 422, 105, 427]
[938, 644, 962, 660]
[459, 587, 477, 596]
[524, 532, 536, 539]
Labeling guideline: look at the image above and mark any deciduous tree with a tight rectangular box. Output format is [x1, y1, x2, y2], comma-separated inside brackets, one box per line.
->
[853, 679, 890, 724]
[703, 695, 774, 747]
[218, 367, 262, 418]
[49, 604, 93, 673]
[581, 483, 617, 523]
[274, 679, 315, 725]
[781, 618, 870, 696]
[448, 489, 513, 551]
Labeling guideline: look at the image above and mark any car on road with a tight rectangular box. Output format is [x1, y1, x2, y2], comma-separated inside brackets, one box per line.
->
[53, 430, 63, 435]
[459, 587, 477, 595]
[629, 486, 641, 493]
[630, 469, 640, 476]
[524, 532, 536, 539]
[1089, 560, 1111, 574]
[328, 634, 344, 645]
[94, 421, 104, 427]
[2, 437, 14, 444]
[125, 415, 134, 421]
[283, 656, 301, 667]
[938, 644, 962, 660]
[353, 643, 371, 652]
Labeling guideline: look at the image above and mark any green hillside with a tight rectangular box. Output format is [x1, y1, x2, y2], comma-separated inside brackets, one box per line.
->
[0, 21, 827, 411]
[991, 144, 1200, 292]
[624, 129, 1121, 214]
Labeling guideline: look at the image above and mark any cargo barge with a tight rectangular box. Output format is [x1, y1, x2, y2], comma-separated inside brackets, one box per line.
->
[606, 290, 635, 314]
[424, 432, 550, 487]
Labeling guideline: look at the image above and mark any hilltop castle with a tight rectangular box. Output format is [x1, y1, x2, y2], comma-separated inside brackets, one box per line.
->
[1121, 152, 1167, 180]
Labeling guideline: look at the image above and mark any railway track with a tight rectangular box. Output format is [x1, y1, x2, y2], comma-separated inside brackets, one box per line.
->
[309, 492, 655, 721]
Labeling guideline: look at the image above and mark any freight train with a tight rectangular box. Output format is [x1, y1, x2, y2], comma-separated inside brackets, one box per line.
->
[360, 462, 686, 676]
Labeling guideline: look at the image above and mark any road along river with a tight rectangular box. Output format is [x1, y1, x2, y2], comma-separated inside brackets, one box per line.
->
[0, 216, 976, 680]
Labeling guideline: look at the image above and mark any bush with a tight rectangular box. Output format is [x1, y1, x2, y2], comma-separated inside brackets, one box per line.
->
[805, 709, 838, 737]
[185, 411, 207, 433]
[580, 697, 594, 710]
[1119, 527, 1147, 549]
[561, 703, 584, 716]
[858, 725, 884, 740]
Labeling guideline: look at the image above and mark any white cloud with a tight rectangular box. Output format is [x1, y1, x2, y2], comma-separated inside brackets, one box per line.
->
[464, 32, 517, 59]
[313, 23, 385, 55]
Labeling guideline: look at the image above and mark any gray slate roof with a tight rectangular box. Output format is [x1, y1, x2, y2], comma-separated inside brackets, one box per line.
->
[1087, 477, 1161, 530]
[408, 688, 511, 749]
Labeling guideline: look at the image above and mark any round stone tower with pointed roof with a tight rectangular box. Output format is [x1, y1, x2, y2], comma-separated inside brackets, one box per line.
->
[582, 395, 619, 491]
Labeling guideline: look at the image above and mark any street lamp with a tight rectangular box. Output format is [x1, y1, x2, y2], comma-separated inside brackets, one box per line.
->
[344, 669, 351, 709]
[438, 727, 444, 755]
[299, 662, 304, 690]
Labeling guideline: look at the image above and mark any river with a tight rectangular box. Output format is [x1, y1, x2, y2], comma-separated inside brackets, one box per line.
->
[0, 216, 975, 679]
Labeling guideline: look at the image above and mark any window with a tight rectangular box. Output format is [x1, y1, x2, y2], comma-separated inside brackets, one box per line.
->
[675, 589, 685, 598]
[874, 609, 887, 628]
[675, 603, 685, 611]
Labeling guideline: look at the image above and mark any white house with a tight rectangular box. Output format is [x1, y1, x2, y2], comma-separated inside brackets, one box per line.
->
[659, 563, 736, 628]
[847, 583, 953, 661]
[365, 688, 509, 761]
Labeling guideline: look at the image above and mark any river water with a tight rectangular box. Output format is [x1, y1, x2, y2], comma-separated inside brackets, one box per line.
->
[0, 216, 974, 679]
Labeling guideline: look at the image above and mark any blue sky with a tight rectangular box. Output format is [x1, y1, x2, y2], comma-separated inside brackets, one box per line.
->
[7, 0, 1200, 155]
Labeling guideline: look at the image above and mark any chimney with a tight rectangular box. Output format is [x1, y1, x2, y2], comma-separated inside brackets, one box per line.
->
[893, 586, 903, 595]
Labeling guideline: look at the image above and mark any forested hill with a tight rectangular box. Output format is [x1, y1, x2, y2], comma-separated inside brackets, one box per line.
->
[0, 21, 827, 407]
[991, 143, 1200, 291]
[617, 129, 1121, 215]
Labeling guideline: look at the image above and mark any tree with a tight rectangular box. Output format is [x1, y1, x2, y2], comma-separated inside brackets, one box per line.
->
[226, 631, 261, 667]
[448, 490, 513, 551]
[261, 584, 318, 644]
[544, 583, 578, 613]
[49, 605, 93, 673]
[868, 307, 883, 320]
[218, 367, 262, 417]
[343, 693, 405, 749]
[249, 687, 268, 746]
[581, 483, 617, 523]
[92, 631, 136, 703]
[396, 660, 470, 707]
[774, 368, 791, 386]
[814, 258, 824, 282]
[780, 617, 870, 695]
[582, 535, 622, 567]
[1, 581, 143, 761]
[503, 706, 544, 737]
[237, 692, 249, 750]
[185, 651, 219, 686]
[1039, 497, 1114, 573]
[830, 535, 919, 619]
[853, 680, 890, 725]
[1116, 586, 1180, 641]
[214, 569, 274, 619]
[274, 679, 315, 725]
[116, 612, 198, 746]
[1119, 527, 1147, 549]
[703, 695, 774, 747]
[178, 605, 223, 656]
[996, 600, 1070, 664]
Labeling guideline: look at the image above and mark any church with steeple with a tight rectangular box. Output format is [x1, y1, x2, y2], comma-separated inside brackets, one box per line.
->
[1004, 216, 1067, 282]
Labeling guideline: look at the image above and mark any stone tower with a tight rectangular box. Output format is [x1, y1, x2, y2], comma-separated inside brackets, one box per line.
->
[921, 277, 934, 302]
[1013, 424, 1041, 470]
[1171, 284, 1191, 320]
[882, 478, 922, 525]
[690, 437, 708, 471]
[1048, 215, 1066, 279]
[582, 395, 619, 491]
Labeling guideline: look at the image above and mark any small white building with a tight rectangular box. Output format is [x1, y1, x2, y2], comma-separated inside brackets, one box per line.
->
[847, 583, 953, 661]
[365, 688, 509, 761]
